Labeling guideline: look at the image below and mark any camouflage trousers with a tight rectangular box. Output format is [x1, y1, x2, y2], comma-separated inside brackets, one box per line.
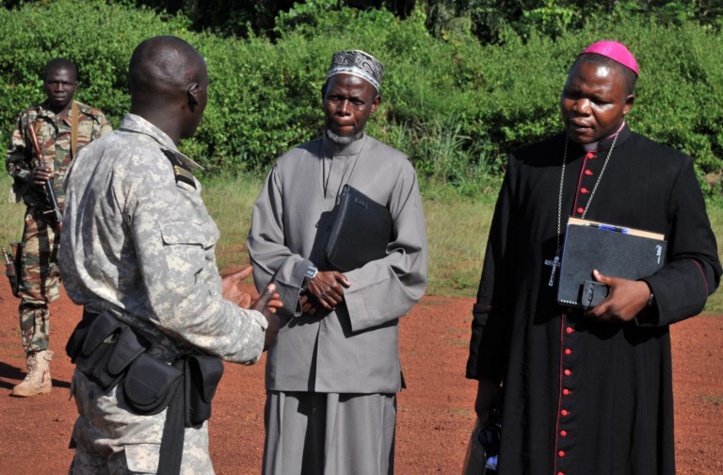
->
[69, 370, 215, 474]
[17, 207, 61, 355]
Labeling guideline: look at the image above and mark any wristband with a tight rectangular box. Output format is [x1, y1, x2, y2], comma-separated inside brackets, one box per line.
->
[302, 265, 318, 290]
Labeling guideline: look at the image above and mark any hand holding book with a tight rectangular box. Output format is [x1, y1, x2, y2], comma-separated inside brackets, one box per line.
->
[582, 269, 654, 323]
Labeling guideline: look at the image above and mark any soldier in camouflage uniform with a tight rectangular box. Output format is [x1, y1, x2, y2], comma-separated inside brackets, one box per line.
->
[5, 58, 112, 397]
[59, 36, 281, 474]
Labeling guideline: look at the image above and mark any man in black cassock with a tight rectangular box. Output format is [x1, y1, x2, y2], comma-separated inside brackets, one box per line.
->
[466, 40, 721, 475]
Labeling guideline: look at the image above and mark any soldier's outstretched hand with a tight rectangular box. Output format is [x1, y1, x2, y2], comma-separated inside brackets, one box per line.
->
[221, 265, 254, 308]
[253, 282, 282, 350]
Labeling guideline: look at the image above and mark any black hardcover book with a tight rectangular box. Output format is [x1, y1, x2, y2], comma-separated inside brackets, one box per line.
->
[557, 217, 667, 309]
[323, 185, 393, 272]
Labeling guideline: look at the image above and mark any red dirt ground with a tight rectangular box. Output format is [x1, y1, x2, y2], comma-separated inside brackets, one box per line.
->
[0, 280, 721, 474]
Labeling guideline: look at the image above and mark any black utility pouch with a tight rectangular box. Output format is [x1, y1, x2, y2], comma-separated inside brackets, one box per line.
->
[124, 353, 183, 416]
[69, 311, 123, 390]
[66, 311, 98, 362]
[67, 310, 149, 390]
[184, 355, 224, 427]
[106, 326, 150, 382]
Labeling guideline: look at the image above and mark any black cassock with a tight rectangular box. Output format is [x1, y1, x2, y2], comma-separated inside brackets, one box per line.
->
[467, 125, 721, 475]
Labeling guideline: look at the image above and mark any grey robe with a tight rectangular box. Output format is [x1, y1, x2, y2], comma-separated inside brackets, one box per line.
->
[247, 133, 428, 394]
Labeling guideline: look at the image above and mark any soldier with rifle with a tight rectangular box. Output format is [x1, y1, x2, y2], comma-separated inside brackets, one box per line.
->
[5, 58, 111, 397]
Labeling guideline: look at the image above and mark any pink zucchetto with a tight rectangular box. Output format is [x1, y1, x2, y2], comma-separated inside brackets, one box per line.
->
[581, 40, 639, 76]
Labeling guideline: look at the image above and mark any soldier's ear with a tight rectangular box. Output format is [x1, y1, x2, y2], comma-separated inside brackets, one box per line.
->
[188, 83, 200, 110]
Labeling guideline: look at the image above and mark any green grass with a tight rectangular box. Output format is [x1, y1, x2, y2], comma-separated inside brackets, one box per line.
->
[0, 176, 28, 247]
[1, 173, 721, 313]
[421, 192, 494, 297]
[199, 175, 264, 269]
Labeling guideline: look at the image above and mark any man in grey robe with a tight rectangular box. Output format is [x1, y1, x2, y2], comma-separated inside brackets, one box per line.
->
[247, 50, 428, 474]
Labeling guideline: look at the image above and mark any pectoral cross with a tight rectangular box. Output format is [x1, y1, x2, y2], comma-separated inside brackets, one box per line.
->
[544, 255, 560, 287]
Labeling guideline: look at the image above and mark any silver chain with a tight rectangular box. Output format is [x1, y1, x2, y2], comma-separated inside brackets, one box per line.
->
[554, 133, 620, 257]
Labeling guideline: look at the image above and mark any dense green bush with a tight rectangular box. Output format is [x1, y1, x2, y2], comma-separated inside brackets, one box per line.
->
[1, 0, 721, 195]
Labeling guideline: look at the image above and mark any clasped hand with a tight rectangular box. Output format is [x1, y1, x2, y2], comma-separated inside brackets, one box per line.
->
[31, 166, 52, 185]
[583, 269, 651, 323]
[300, 270, 351, 316]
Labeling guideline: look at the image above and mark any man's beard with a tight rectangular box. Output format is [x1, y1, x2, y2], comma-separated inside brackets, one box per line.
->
[326, 127, 364, 145]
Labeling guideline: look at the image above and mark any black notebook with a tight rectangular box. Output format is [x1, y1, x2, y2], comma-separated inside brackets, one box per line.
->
[323, 185, 393, 272]
[557, 217, 667, 309]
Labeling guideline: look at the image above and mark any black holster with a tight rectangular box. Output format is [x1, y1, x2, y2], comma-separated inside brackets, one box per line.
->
[184, 354, 224, 427]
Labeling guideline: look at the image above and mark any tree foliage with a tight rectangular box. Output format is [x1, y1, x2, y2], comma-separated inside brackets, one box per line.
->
[424, 1, 722, 44]
[6, 1, 718, 42]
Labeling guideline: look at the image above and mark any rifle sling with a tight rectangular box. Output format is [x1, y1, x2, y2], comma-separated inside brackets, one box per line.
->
[71, 101, 78, 159]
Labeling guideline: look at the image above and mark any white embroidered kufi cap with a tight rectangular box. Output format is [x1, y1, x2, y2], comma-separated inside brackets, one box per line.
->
[327, 50, 384, 91]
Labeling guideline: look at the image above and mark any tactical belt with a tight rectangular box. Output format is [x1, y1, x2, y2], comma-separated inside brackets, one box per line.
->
[66, 309, 224, 474]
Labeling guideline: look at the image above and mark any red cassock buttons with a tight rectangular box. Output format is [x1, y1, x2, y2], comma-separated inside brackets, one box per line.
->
[566, 327, 575, 334]
[581, 187, 589, 193]
[559, 450, 566, 457]
[564, 369, 572, 376]
[585, 169, 593, 176]
[561, 409, 569, 416]
[586, 151, 596, 159]
[563, 388, 570, 395]
[558, 472, 565, 475]
[576, 207, 584, 214]
[560, 430, 568, 437]
[565, 348, 572, 355]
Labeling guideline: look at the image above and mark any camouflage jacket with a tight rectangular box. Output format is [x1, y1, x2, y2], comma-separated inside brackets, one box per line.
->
[6, 99, 112, 209]
[59, 113, 267, 363]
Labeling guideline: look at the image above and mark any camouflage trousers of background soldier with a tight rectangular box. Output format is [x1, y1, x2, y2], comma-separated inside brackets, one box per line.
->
[11, 207, 61, 397]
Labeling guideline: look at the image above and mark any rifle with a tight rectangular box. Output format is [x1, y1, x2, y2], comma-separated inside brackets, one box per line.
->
[27, 123, 63, 230]
[2, 244, 20, 298]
